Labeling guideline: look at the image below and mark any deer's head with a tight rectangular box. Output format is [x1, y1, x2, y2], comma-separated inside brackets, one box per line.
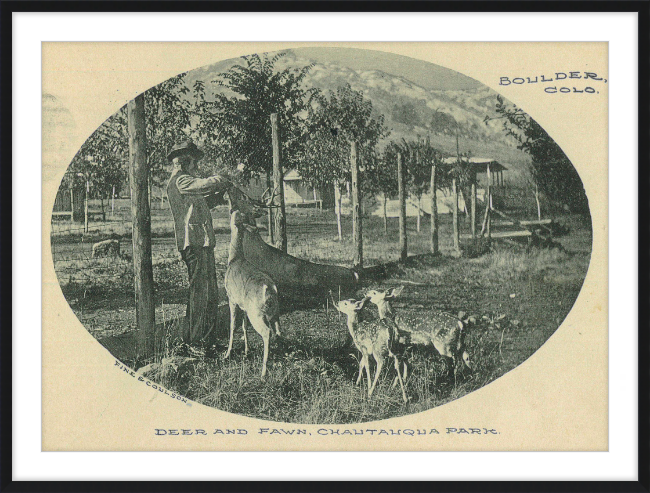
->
[227, 186, 279, 227]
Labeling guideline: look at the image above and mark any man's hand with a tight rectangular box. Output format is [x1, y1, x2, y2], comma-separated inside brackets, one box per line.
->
[216, 164, 244, 187]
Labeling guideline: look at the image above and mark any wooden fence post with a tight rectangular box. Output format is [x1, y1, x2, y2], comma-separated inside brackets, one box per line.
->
[430, 162, 439, 254]
[452, 176, 460, 252]
[350, 141, 362, 269]
[471, 175, 477, 239]
[84, 178, 89, 233]
[486, 162, 492, 240]
[70, 188, 75, 222]
[128, 93, 155, 357]
[334, 182, 343, 241]
[271, 113, 287, 253]
[398, 152, 407, 262]
[383, 192, 388, 234]
[266, 170, 274, 244]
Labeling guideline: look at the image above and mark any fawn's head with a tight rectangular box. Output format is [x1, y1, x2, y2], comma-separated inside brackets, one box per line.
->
[365, 286, 404, 305]
[332, 297, 368, 319]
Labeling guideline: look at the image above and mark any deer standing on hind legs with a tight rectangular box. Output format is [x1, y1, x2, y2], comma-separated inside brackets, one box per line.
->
[223, 194, 281, 380]
[365, 286, 472, 386]
[332, 295, 408, 403]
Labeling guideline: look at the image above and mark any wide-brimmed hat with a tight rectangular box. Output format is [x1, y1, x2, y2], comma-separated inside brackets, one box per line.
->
[167, 140, 204, 162]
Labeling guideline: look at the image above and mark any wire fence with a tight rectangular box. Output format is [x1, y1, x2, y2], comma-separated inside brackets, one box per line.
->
[50, 202, 462, 293]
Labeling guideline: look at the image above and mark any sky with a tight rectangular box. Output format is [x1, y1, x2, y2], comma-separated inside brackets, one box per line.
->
[191, 46, 482, 92]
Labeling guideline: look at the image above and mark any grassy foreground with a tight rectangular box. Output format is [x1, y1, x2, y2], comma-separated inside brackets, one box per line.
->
[136, 244, 590, 424]
[53, 207, 591, 423]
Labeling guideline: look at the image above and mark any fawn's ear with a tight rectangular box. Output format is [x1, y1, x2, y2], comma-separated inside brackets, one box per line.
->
[388, 286, 405, 298]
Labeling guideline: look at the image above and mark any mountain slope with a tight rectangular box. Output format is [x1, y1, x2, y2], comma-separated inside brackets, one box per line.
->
[185, 49, 532, 182]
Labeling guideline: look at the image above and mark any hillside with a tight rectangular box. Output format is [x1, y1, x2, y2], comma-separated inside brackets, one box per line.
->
[184, 49, 532, 183]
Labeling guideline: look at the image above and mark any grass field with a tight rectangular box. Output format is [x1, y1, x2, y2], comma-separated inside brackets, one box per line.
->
[51, 205, 592, 424]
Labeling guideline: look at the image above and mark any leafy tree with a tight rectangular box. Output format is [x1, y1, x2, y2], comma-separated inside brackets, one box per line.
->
[297, 84, 389, 240]
[67, 110, 128, 229]
[365, 144, 399, 233]
[384, 137, 448, 233]
[429, 110, 457, 135]
[485, 95, 589, 216]
[193, 52, 319, 181]
[391, 100, 424, 129]
[405, 138, 432, 232]
[144, 73, 192, 199]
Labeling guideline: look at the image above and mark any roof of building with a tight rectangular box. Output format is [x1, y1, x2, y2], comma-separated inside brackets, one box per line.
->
[283, 169, 302, 181]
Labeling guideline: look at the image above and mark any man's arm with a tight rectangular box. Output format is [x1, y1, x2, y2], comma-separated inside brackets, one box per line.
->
[176, 174, 231, 195]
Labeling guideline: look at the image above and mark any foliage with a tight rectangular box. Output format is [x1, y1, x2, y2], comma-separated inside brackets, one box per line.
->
[67, 110, 128, 198]
[429, 110, 457, 135]
[297, 83, 389, 190]
[362, 147, 396, 201]
[379, 137, 449, 200]
[485, 95, 588, 213]
[192, 52, 319, 181]
[391, 100, 424, 129]
[144, 73, 192, 188]
[67, 73, 193, 197]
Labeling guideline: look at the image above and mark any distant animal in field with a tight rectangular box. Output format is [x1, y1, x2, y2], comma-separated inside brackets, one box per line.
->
[332, 296, 408, 403]
[365, 286, 472, 384]
[224, 210, 281, 380]
[91, 239, 120, 258]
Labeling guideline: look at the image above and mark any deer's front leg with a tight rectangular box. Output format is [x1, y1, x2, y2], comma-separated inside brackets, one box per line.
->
[224, 301, 239, 359]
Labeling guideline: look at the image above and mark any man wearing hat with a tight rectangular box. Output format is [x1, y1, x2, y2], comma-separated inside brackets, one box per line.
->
[166, 139, 233, 348]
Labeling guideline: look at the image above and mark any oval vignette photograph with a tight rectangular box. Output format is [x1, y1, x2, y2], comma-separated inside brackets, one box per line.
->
[47, 47, 592, 425]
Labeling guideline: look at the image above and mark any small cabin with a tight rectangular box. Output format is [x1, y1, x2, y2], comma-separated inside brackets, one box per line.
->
[442, 157, 508, 188]
[244, 170, 334, 209]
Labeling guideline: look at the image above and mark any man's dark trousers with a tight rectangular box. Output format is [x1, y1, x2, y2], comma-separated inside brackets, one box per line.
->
[181, 246, 219, 346]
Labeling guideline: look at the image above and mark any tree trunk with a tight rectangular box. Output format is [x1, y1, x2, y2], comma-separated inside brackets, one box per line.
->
[266, 170, 274, 244]
[271, 113, 287, 253]
[452, 177, 460, 252]
[416, 195, 421, 233]
[84, 179, 89, 233]
[398, 152, 407, 262]
[111, 185, 115, 217]
[430, 164, 438, 254]
[334, 182, 343, 241]
[100, 196, 105, 222]
[535, 182, 542, 220]
[383, 192, 388, 234]
[127, 93, 155, 357]
[350, 142, 362, 269]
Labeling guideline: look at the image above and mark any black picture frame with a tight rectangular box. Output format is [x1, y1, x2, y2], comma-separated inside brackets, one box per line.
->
[5, 1, 648, 491]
